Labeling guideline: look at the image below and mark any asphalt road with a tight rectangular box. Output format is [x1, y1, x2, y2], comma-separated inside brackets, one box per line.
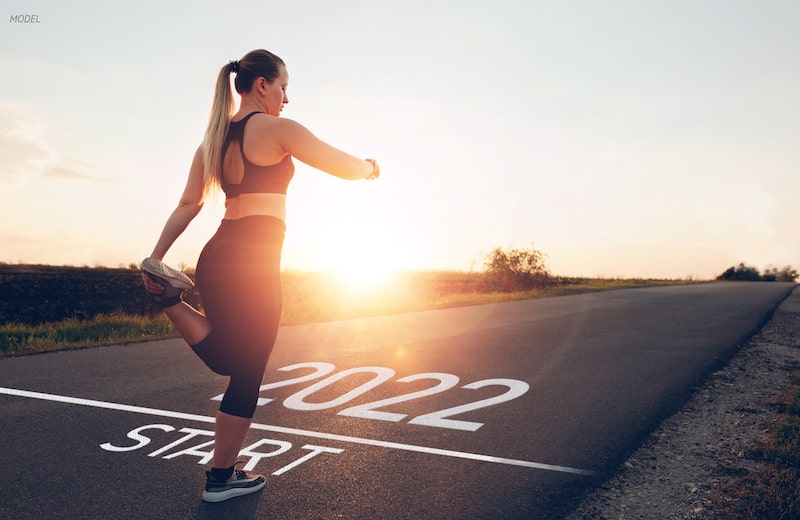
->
[0, 282, 794, 519]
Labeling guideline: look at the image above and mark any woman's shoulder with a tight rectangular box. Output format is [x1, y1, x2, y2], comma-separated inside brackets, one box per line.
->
[247, 114, 309, 138]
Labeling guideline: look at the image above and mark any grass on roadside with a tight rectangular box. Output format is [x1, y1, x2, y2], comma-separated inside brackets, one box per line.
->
[712, 371, 800, 519]
[0, 313, 176, 357]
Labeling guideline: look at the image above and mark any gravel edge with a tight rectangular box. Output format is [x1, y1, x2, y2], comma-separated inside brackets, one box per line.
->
[566, 285, 800, 520]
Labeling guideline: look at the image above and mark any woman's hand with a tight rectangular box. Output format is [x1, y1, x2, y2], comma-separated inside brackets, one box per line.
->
[141, 271, 165, 295]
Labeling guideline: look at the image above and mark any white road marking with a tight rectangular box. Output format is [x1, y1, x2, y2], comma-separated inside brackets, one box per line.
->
[0, 386, 596, 476]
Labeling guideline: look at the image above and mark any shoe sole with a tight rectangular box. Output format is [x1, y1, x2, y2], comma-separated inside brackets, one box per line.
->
[140, 257, 194, 290]
[201, 479, 266, 503]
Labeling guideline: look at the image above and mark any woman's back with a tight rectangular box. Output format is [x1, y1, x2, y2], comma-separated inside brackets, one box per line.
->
[221, 112, 294, 197]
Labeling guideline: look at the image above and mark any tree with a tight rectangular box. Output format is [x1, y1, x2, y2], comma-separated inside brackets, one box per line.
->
[717, 263, 762, 281]
[717, 263, 799, 282]
[762, 265, 799, 282]
[483, 245, 551, 292]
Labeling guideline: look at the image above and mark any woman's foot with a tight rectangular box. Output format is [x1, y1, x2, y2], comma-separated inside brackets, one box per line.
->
[201, 467, 266, 503]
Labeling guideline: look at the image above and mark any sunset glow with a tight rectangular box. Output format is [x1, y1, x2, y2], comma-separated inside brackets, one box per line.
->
[319, 218, 400, 292]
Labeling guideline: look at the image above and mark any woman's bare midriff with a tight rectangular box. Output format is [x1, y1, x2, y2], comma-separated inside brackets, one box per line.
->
[224, 193, 286, 222]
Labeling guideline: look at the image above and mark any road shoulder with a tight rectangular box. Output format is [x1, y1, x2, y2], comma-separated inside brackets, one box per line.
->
[567, 285, 800, 519]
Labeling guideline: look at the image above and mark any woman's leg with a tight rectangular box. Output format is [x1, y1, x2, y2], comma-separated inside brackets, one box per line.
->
[161, 298, 253, 468]
[211, 411, 253, 469]
[162, 301, 212, 346]
[197, 217, 285, 475]
[162, 301, 253, 469]
[141, 259, 211, 346]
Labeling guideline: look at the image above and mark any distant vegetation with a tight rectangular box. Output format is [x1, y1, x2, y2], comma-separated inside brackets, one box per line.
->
[0, 245, 552, 327]
[0, 250, 694, 358]
[0, 263, 199, 326]
[9, 248, 795, 357]
[717, 263, 798, 282]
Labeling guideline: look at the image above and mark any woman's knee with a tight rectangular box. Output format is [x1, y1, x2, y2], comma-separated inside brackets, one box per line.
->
[219, 369, 264, 418]
[191, 335, 230, 376]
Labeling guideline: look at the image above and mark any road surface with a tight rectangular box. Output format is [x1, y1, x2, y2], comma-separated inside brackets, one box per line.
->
[0, 282, 793, 519]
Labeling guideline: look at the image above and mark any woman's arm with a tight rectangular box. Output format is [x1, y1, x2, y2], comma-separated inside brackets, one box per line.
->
[148, 145, 206, 260]
[276, 118, 377, 180]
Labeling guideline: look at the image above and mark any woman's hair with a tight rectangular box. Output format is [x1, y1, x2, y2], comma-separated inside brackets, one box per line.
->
[201, 49, 285, 195]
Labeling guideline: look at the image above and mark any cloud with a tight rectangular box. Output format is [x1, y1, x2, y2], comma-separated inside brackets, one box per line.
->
[43, 157, 101, 181]
[0, 100, 100, 181]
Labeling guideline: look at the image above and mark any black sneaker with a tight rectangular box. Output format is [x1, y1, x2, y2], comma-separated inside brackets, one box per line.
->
[140, 257, 194, 307]
[202, 468, 266, 503]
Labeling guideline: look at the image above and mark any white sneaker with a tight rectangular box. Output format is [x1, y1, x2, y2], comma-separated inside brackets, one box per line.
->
[140, 257, 194, 290]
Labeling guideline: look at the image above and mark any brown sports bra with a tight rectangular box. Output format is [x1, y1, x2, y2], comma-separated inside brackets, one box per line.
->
[221, 112, 294, 197]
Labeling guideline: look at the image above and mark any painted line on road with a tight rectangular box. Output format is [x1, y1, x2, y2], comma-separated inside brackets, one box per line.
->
[0, 386, 596, 476]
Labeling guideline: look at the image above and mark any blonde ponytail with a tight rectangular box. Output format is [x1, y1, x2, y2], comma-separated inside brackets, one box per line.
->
[201, 61, 237, 196]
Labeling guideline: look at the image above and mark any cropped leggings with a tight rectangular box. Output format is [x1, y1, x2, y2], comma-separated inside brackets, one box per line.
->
[191, 216, 284, 419]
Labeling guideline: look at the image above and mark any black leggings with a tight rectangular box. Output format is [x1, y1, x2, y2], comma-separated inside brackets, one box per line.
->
[191, 216, 284, 419]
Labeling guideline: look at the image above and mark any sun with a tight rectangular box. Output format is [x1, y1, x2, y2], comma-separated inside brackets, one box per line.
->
[319, 218, 400, 292]
[330, 257, 396, 292]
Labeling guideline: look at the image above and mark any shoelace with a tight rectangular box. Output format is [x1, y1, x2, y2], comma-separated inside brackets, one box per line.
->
[232, 461, 251, 480]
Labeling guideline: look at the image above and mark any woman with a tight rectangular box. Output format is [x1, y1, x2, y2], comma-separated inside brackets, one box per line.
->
[140, 49, 379, 503]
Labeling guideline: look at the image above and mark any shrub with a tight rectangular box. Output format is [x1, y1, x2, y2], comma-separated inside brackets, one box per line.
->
[482, 245, 551, 292]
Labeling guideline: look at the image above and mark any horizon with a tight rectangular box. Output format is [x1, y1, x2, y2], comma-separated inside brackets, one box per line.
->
[2, 257, 785, 282]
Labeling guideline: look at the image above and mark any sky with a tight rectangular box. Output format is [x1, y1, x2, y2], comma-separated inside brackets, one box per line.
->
[1, 0, 798, 279]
